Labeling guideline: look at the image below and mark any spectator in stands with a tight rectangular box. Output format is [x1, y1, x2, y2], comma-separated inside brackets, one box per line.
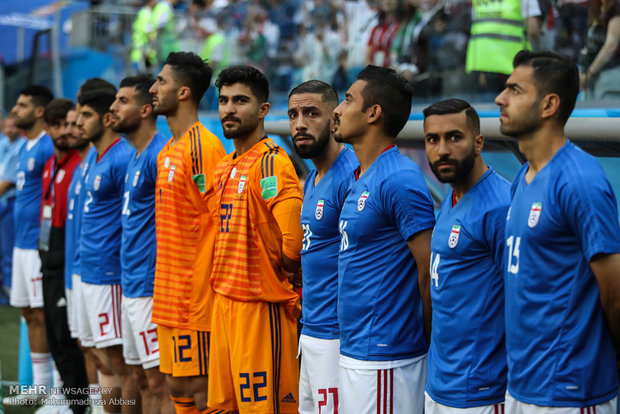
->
[390, 0, 422, 81]
[581, 0, 620, 99]
[131, 0, 156, 73]
[466, 0, 540, 94]
[366, 0, 400, 67]
[153, 0, 180, 66]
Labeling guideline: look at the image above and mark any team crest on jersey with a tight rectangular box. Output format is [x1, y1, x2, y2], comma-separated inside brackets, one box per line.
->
[357, 191, 369, 211]
[133, 170, 140, 187]
[94, 175, 102, 191]
[237, 175, 246, 193]
[164, 157, 170, 168]
[56, 169, 65, 184]
[27, 158, 35, 171]
[231, 167, 237, 179]
[528, 202, 542, 228]
[448, 225, 461, 248]
[315, 199, 325, 220]
[168, 165, 176, 183]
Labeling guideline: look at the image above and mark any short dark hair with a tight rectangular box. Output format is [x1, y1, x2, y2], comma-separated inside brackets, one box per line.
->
[19, 85, 54, 109]
[120, 74, 156, 106]
[78, 78, 116, 98]
[216, 65, 269, 103]
[423, 99, 480, 136]
[78, 89, 116, 118]
[512, 50, 579, 125]
[164, 51, 213, 105]
[44, 98, 75, 125]
[288, 80, 339, 108]
[356, 65, 413, 137]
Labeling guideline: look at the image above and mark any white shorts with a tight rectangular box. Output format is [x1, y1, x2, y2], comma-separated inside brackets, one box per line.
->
[75, 274, 95, 347]
[339, 353, 427, 414]
[505, 392, 617, 414]
[67, 274, 82, 339]
[299, 334, 340, 414]
[80, 281, 123, 349]
[121, 295, 159, 369]
[10, 247, 43, 308]
[425, 392, 505, 413]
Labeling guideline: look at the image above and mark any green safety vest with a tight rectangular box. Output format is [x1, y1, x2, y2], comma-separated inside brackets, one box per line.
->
[131, 7, 153, 64]
[200, 33, 229, 76]
[465, 0, 530, 74]
[153, 1, 178, 60]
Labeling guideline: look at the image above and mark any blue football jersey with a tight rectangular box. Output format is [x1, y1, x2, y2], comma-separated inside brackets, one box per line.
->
[300, 148, 358, 339]
[426, 168, 510, 408]
[338, 147, 435, 361]
[505, 141, 620, 406]
[0, 137, 25, 204]
[14, 134, 54, 249]
[121, 132, 167, 298]
[80, 139, 132, 285]
[65, 148, 95, 288]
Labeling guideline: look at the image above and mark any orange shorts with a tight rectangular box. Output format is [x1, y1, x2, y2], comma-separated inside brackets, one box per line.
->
[157, 325, 209, 377]
[207, 294, 299, 413]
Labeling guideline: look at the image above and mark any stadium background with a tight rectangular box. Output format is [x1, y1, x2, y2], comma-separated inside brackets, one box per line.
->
[1, 0, 619, 412]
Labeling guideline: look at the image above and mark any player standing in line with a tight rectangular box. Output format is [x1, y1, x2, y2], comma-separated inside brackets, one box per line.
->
[9, 85, 55, 398]
[0, 117, 24, 302]
[287, 80, 358, 414]
[496, 50, 620, 413]
[149, 52, 225, 414]
[333, 66, 435, 414]
[76, 89, 136, 414]
[207, 66, 303, 413]
[109, 74, 172, 414]
[423, 99, 510, 413]
[39, 98, 89, 413]
[69, 78, 119, 411]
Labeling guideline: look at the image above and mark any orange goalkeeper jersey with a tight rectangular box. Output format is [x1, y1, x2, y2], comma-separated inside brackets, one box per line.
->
[211, 138, 303, 318]
[153, 122, 225, 331]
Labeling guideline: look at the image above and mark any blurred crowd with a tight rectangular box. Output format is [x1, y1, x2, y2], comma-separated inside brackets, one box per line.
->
[114, 0, 617, 99]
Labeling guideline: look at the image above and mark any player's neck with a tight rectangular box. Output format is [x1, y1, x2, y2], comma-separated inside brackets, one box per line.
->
[352, 131, 393, 178]
[312, 139, 344, 185]
[167, 107, 199, 146]
[53, 147, 68, 161]
[233, 127, 266, 158]
[451, 158, 488, 204]
[128, 122, 157, 156]
[78, 144, 91, 160]
[93, 129, 118, 156]
[24, 120, 45, 140]
[518, 125, 566, 183]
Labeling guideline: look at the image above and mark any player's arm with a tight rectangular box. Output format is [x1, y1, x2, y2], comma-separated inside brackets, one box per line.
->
[272, 196, 303, 275]
[590, 252, 620, 354]
[407, 229, 433, 343]
[263, 153, 304, 276]
[0, 180, 14, 197]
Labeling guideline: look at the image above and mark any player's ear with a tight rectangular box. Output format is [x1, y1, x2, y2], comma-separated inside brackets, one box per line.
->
[102, 112, 114, 128]
[141, 103, 153, 119]
[259, 102, 270, 119]
[540, 93, 560, 120]
[366, 104, 382, 126]
[35, 105, 45, 119]
[475, 134, 484, 156]
[177, 86, 191, 102]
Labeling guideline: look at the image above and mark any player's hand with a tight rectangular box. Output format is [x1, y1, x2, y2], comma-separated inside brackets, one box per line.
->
[289, 268, 302, 289]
